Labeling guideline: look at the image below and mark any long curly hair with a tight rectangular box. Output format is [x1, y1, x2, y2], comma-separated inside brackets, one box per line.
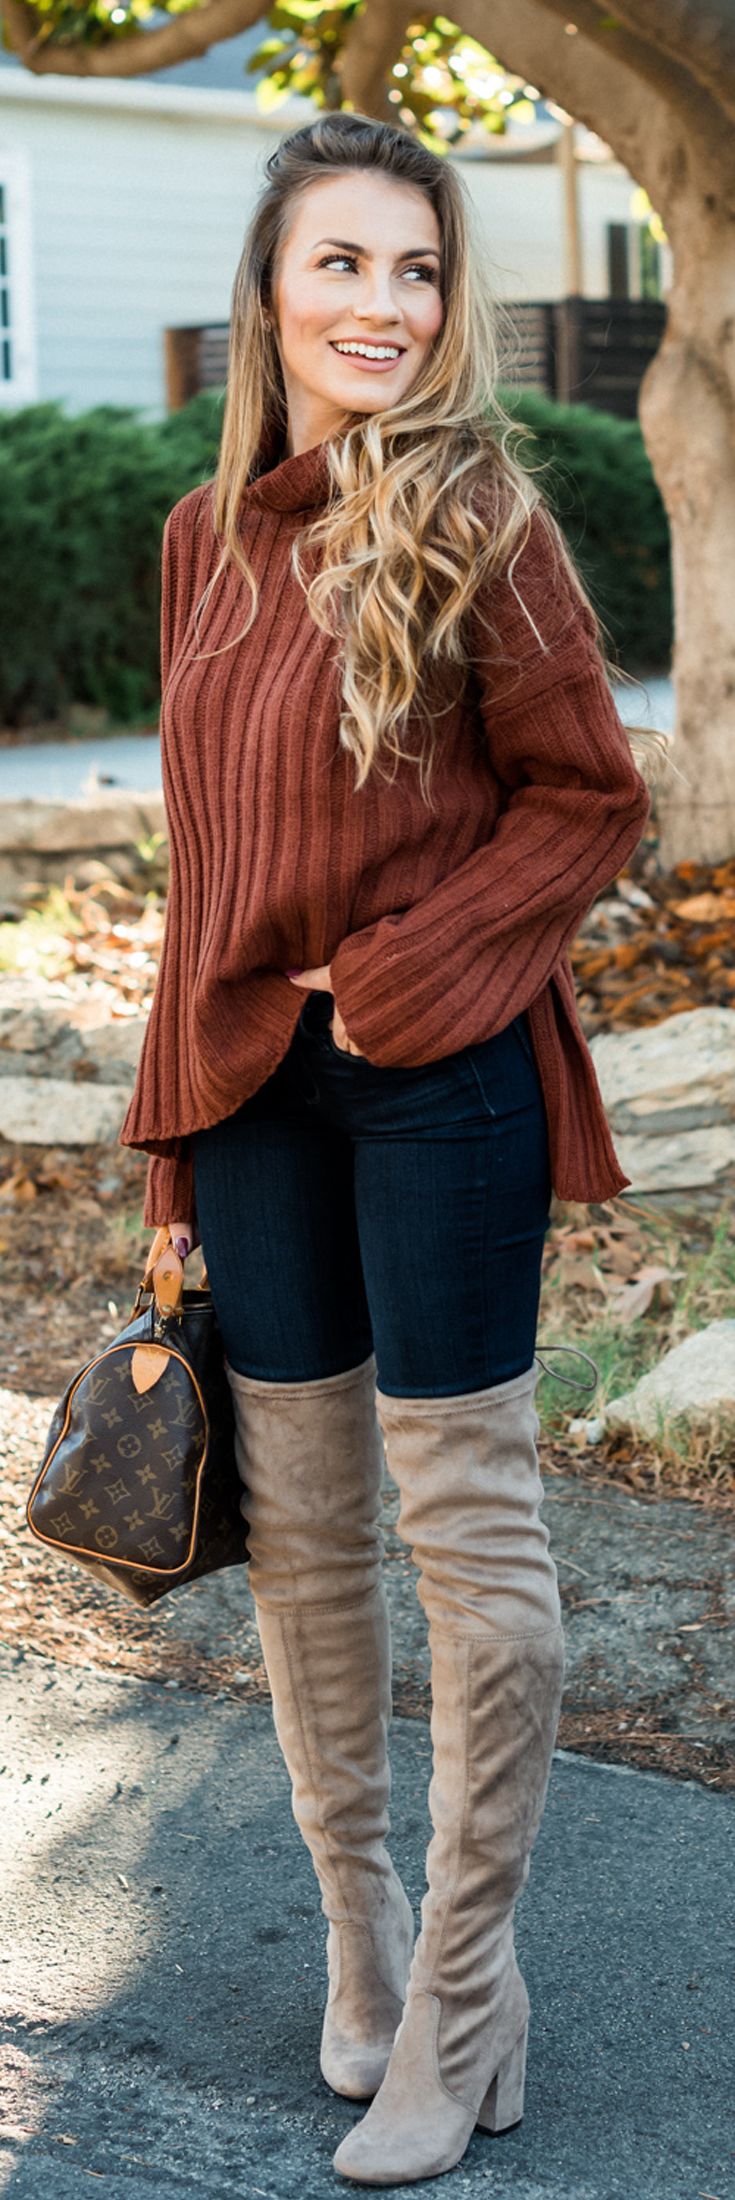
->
[191, 111, 668, 805]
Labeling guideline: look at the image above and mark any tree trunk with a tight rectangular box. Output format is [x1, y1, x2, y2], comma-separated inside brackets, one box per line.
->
[639, 199, 735, 866]
[451, 1, 735, 861]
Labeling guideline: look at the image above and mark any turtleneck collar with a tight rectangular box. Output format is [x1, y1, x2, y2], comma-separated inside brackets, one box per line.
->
[247, 416, 341, 515]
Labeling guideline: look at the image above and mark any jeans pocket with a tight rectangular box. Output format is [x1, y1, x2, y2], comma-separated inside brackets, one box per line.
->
[462, 1016, 539, 1120]
[513, 1012, 536, 1069]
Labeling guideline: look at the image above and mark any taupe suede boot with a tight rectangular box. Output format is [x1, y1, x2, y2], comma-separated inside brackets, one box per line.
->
[225, 1352, 414, 2100]
[332, 1361, 565, 2184]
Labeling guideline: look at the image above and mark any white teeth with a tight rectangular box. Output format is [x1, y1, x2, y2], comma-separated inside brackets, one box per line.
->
[332, 342, 402, 359]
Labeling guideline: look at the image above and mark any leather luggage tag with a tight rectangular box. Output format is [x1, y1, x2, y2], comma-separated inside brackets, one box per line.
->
[130, 1241, 183, 1391]
[131, 1344, 172, 1394]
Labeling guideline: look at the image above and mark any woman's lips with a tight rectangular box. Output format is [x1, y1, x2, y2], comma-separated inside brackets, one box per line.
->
[329, 343, 406, 373]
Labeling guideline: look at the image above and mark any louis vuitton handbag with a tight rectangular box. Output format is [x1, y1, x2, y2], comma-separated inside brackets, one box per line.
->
[26, 1228, 250, 1607]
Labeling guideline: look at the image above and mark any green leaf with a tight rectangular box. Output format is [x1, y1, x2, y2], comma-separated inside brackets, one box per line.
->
[249, 34, 289, 57]
[255, 72, 291, 107]
[280, 0, 341, 16]
[291, 57, 322, 87]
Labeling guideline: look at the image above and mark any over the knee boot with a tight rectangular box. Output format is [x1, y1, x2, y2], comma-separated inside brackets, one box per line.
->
[332, 1361, 565, 2183]
[225, 1352, 414, 2099]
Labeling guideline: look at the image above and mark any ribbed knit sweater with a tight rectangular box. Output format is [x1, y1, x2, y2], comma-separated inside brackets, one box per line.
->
[118, 429, 650, 1250]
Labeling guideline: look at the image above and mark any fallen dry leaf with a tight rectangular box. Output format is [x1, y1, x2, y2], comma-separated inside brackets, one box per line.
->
[606, 1263, 685, 1323]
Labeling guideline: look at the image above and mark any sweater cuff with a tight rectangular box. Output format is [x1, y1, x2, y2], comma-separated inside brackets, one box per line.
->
[329, 917, 432, 1064]
[142, 1146, 201, 1254]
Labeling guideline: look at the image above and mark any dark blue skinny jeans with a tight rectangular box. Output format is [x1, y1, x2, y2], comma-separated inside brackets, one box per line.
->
[191, 989, 552, 1396]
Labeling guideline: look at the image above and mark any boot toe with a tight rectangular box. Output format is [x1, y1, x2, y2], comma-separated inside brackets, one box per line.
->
[320, 2021, 393, 2101]
[332, 2105, 472, 2186]
[331, 1995, 476, 2184]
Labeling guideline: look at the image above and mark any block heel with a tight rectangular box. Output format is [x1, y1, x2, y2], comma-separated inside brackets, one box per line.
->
[476, 2019, 529, 2133]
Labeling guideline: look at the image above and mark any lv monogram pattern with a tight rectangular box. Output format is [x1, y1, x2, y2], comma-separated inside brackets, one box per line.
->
[28, 1300, 249, 1605]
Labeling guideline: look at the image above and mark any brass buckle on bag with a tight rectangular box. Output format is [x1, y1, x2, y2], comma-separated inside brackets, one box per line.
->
[129, 1240, 186, 1391]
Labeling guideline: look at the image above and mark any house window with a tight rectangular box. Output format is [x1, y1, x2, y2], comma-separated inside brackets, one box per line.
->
[607, 222, 630, 299]
[0, 153, 37, 407]
[0, 182, 13, 384]
[607, 219, 665, 303]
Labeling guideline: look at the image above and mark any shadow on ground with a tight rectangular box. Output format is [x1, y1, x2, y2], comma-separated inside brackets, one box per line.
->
[0, 1645, 731, 2200]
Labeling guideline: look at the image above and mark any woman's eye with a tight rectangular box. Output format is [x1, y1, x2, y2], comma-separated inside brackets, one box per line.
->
[317, 255, 437, 281]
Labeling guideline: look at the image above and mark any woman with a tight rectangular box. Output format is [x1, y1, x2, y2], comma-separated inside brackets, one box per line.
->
[119, 112, 652, 2184]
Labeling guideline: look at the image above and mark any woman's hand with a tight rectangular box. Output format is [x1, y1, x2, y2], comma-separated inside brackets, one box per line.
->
[169, 1223, 193, 1259]
[286, 962, 332, 993]
[287, 964, 366, 1057]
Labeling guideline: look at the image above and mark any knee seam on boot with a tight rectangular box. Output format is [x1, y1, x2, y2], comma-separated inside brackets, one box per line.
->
[427, 1621, 564, 1644]
[253, 1580, 385, 1617]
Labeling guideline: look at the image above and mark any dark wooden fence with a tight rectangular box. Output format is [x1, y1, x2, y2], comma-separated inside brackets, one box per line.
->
[503, 297, 666, 417]
[165, 296, 666, 421]
[164, 324, 231, 410]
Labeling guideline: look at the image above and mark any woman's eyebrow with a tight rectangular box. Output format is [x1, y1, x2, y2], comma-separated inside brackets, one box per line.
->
[313, 236, 440, 259]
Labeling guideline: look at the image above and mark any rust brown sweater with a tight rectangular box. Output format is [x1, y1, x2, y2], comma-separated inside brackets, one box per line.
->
[118, 431, 650, 1250]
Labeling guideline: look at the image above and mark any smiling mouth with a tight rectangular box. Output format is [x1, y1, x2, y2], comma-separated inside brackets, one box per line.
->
[330, 341, 406, 361]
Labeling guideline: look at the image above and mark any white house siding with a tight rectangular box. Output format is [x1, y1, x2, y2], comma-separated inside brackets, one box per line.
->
[465, 158, 643, 303]
[0, 74, 646, 420]
[0, 79, 296, 417]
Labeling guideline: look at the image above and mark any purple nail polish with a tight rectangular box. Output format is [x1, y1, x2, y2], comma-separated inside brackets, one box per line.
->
[286, 968, 304, 978]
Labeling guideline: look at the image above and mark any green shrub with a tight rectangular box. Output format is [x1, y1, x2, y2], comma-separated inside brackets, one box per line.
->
[0, 387, 670, 728]
[499, 387, 672, 671]
[0, 403, 178, 723]
[156, 387, 225, 483]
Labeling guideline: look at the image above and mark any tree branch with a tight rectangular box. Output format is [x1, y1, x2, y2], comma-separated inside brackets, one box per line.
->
[602, 0, 735, 113]
[318, 0, 689, 199]
[336, 0, 417, 113]
[457, 0, 651, 170]
[454, 0, 733, 212]
[0, 0, 265, 76]
[529, 0, 735, 129]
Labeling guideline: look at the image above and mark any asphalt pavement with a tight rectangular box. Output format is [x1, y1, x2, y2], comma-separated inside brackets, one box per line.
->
[0, 679, 674, 804]
[1, 1640, 731, 2200]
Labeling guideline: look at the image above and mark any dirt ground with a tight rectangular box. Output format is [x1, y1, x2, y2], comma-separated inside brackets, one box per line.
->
[1, 815, 734, 1798]
[1, 1142, 732, 1798]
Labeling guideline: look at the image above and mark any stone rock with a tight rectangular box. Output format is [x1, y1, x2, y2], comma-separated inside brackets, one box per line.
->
[0, 973, 146, 1147]
[604, 1321, 735, 1440]
[589, 1007, 735, 1190]
[0, 790, 165, 855]
[608, 1126, 735, 1192]
[567, 1414, 606, 1445]
[0, 976, 144, 1078]
[0, 790, 168, 901]
[0, 1075, 134, 1145]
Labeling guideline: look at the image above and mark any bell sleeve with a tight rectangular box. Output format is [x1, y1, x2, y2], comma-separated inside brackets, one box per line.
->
[329, 506, 650, 1065]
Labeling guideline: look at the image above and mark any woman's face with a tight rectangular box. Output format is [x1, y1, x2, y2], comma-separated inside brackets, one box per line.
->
[269, 169, 444, 449]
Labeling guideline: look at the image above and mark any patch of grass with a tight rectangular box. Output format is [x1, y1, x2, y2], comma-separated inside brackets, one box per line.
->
[537, 1197, 735, 1494]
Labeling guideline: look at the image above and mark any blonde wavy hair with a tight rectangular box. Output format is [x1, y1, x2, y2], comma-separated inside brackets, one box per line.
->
[192, 111, 669, 806]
